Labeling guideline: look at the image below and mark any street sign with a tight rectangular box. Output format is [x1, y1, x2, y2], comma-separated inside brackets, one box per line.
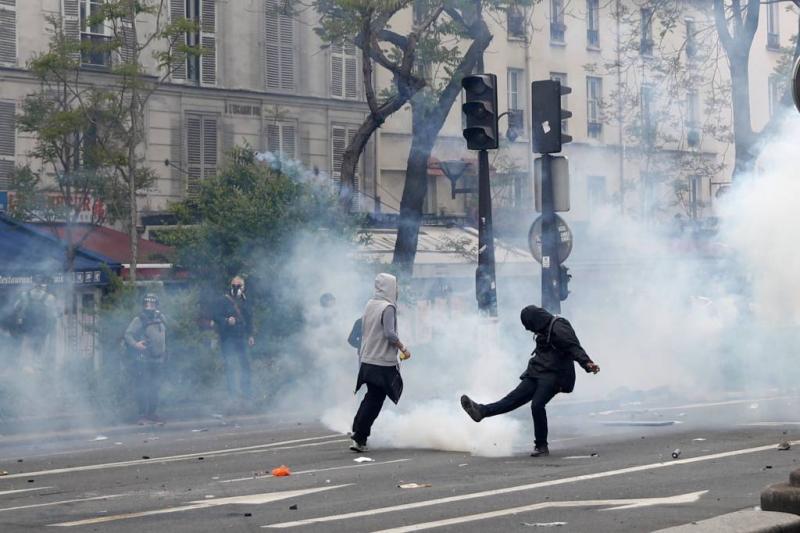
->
[528, 214, 573, 265]
[534, 156, 570, 212]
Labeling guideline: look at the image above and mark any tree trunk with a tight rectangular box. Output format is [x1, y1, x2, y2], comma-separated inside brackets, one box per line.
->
[729, 51, 755, 181]
[127, 0, 139, 283]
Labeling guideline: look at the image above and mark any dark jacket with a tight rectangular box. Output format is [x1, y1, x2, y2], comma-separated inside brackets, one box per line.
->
[519, 305, 594, 393]
[124, 311, 167, 361]
[214, 293, 254, 340]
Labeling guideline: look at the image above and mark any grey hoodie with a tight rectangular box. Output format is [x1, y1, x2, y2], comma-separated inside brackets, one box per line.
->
[358, 273, 400, 367]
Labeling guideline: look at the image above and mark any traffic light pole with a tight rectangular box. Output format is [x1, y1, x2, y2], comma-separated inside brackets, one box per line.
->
[476, 149, 498, 317]
[540, 153, 561, 314]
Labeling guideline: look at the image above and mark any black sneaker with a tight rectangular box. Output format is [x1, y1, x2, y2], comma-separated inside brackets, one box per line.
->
[460, 395, 484, 422]
[530, 446, 549, 457]
[349, 439, 368, 453]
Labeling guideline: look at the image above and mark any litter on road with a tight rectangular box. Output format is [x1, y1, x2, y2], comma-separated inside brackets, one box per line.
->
[398, 483, 432, 489]
[777, 441, 791, 451]
[271, 465, 291, 477]
[353, 457, 374, 463]
[672, 449, 682, 459]
[92, 435, 108, 441]
[192, 428, 209, 433]
[523, 522, 567, 527]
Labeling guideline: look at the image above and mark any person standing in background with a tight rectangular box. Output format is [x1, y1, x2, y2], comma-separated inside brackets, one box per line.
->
[214, 276, 255, 411]
[124, 293, 168, 425]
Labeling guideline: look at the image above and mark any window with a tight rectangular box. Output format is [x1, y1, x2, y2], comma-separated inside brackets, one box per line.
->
[687, 90, 700, 126]
[185, 113, 218, 197]
[586, 0, 599, 48]
[641, 84, 655, 145]
[330, 41, 358, 99]
[170, 0, 216, 85]
[640, 8, 653, 56]
[587, 175, 606, 214]
[266, 121, 296, 160]
[767, 3, 779, 50]
[550, 0, 566, 44]
[586, 76, 603, 138]
[0, 101, 14, 190]
[0, 0, 16, 66]
[331, 125, 361, 210]
[508, 69, 523, 112]
[685, 18, 696, 60]
[80, 0, 111, 67]
[550, 72, 569, 133]
[507, 6, 525, 39]
[768, 75, 782, 116]
[688, 175, 705, 219]
[265, 0, 294, 90]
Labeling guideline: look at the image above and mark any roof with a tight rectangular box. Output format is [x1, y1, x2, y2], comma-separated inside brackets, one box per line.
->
[0, 214, 121, 286]
[356, 225, 536, 278]
[29, 223, 175, 264]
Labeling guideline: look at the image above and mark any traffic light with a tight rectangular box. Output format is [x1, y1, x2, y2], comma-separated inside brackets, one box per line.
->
[462, 74, 499, 151]
[558, 265, 571, 301]
[532, 79, 572, 154]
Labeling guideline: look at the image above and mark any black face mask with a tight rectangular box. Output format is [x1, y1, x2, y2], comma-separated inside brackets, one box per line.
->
[143, 308, 157, 319]
[231, 285, 244, 297]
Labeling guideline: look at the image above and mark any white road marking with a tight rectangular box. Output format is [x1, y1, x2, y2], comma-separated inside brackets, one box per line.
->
[0, 487, 53, 497]
[595, 395, 798, 416]
[239, 439, 350, 455]
[740, 421, 800, 427]
[372, 491, 708, 532]
[220, 459, 411, 484]
[264, 439, 799, 529]
[50, 484, 349, 527]
[1, 433, 344, 480]
[0, 494, 125, 513]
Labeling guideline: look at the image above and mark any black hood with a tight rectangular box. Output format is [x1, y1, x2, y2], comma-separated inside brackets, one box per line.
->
[520, 305, 553, 333]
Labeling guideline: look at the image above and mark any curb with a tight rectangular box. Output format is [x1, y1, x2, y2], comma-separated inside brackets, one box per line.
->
[653, 509, 800, 532]
[762, 468, 800, 516]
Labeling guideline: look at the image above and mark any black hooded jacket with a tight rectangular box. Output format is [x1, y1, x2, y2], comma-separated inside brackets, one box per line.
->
[519, 305, 594, 393]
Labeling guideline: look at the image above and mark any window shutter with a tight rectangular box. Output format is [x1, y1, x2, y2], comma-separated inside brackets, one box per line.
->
[200, 0, 216, 86]
[61, 0, 80, 63]
[170, 0, 186, 80]
[331, 125, 346, 187]
[282, 123, 296, 160]
[344, 42, 357, 99]
[0, 0, 16, 66]
[330, 42, 343, 98]
[265, 0, 295, 91]
[118, 17, 136, 65]
[186, 114, 202, 197]
[202, 115, 218, 179]
[0, 100, 14, 190]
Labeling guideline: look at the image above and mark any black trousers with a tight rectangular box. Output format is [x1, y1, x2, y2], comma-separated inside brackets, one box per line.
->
[134, 359, 163, 417]
[352, 382, 387, 446]
[220, 336, 251, 399]
[482, 376, 559, 447]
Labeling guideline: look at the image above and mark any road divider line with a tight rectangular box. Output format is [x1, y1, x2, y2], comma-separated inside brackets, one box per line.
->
[2, 434, 345, 480]
[373, 491, 709, 533]
[220, 458, 411, 484]
[50, 485, 350, 527]
[239, 439, 351, 455]
[0, 487, 53, 497]
[0, 494, 125, 513]
[263, 439, 799, 529]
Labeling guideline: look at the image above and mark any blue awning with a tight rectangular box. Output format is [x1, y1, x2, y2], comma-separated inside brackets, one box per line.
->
[0, 214, 121, 288]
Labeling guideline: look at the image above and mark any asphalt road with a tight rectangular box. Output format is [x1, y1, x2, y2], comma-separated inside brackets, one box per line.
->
[0, 393, 798, 532]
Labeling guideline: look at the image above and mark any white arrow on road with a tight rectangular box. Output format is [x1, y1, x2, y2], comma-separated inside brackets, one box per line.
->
[49, 484, 350, 527]
[373, 490, 709, 533]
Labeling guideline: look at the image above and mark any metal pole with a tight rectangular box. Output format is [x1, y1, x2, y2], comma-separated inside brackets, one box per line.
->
[476, 149, 498, 317]
[540, 153, 561, 314]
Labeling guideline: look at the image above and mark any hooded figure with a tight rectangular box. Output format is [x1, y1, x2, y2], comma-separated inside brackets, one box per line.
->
[460, 305, 599, 457]
[349, 273, 411, 453]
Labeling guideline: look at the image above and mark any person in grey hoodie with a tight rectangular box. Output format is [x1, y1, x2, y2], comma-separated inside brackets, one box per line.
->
[350, 273, 411, 452]
[124, 293, 168, 425]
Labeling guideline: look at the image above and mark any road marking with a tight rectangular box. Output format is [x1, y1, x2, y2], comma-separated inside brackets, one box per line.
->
[595, 395, 798, 416]
[0, 487, 53, 497]
[1, 433, 344, 480]
[740, 421, 800, 427]
[0, 494, 125, 513]
[220, 458, 411, 483]
[372, 491, 708, 532]
[239, 439, 351, 455]
[263, 439, 799, 529]
[50, 485, 349, 527]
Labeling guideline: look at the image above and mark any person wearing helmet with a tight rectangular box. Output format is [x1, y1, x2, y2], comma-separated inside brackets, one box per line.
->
[460, 305, 599, 457]
[213, 276, 255, 408]
[124, 293, 168, 425]
[13, 274, 58, 369]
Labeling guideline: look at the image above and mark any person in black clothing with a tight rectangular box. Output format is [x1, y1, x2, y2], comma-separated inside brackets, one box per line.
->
[213, 276, 255, 403]
[124, 293, 168, 425]
[460, 305, 600, 457]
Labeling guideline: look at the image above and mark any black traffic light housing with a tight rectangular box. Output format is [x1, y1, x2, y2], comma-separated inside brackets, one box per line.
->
[532, 79, 572, 154]
[462, 74, 499, 151]
[558, 265, 571, 301]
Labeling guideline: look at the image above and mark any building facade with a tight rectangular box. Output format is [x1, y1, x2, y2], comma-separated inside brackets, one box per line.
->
[0, 0, 795, 232]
